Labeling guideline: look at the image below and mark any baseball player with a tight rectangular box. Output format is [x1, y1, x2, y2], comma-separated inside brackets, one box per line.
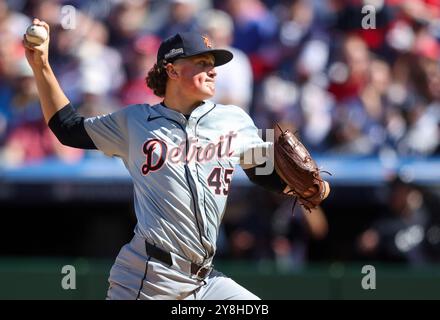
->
[24, 18, 329, 300]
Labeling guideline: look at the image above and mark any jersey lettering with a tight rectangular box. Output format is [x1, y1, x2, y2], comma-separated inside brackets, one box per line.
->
[141, 139, 168, 175]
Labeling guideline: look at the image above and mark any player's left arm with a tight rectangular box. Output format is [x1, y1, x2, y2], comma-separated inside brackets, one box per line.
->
[231, 106, 286, 193]
[243, 163, 287, 193]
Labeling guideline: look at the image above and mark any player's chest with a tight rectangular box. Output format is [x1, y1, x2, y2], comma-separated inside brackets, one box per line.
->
[128, 121, 238, 177]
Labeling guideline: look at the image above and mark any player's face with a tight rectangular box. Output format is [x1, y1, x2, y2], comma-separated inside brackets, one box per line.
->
[173, 54, 217, 100]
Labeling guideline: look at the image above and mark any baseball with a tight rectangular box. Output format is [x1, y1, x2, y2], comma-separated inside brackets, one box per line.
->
[25, 24, 48, 45]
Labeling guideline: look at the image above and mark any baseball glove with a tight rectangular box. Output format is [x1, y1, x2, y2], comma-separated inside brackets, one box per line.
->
[274, 124, 330, 212]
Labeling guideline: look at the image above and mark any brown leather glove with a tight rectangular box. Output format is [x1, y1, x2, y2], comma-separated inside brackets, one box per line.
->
[274, 124, 330, 211]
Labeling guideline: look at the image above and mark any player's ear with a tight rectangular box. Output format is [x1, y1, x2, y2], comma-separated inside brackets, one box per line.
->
[165, 63, 179, 79]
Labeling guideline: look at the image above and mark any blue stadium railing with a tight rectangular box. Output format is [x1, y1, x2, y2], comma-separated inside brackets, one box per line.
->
[2, 155, 440, 186]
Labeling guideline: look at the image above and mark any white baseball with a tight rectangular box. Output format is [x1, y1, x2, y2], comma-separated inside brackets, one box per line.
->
[25, 25, 48, 45]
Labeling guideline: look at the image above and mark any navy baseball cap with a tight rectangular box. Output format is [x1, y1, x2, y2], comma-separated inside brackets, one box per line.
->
[157, 32, 233, 67]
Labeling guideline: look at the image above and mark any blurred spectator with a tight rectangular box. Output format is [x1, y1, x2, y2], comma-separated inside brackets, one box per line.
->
[1, 121, 84, 166]
[218, 185, 274, 261]
[224, 0, 278, 54]
[224, 0, 278, 81]
[328, 35, 370, 102]
[197, 9, 253, 112]
[75, 18, 126, 99]
[275, 0, 329, 76]
[0, 0, 30, 38]
[219, 182, 329, 269]
[390, 54, 440, 155]
[272, 201, 328, 271]
[299, 77, 334, 152]
[48, 13, 126, 106]
[254, 55, 333, 152]
[107, 0, 151, 50]
[329, 59, 391, 154]
[0, 29, 22, 143]
[156, 0, 201, 39]
[119, 34, 162, 106]
[0, 24, 22, 80]
[331, 0, 394, 52]
[357, 176, 433, 265]
[0, 58, 84, 166]
[76, 71, 120, 118]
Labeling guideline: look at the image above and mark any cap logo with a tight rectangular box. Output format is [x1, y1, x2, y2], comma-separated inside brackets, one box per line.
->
[202, 36, 212, 49]
[164, 48, 184, 59]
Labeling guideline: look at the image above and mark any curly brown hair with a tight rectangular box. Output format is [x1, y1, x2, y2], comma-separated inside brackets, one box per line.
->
[146, 61, 168, 97]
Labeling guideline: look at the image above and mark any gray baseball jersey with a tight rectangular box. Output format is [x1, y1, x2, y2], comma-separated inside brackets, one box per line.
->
[84, 101, 270, 266]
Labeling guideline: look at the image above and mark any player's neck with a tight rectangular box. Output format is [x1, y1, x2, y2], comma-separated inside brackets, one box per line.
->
[163, 94, 204, 116]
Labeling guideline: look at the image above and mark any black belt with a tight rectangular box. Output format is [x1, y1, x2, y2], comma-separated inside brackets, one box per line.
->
[145, 241, 212, 280]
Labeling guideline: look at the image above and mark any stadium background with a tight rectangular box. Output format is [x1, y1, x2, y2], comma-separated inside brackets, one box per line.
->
[1, 0, 440, 299]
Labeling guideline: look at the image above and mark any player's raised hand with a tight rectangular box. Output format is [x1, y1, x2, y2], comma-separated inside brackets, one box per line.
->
[23, 18, 50, 70]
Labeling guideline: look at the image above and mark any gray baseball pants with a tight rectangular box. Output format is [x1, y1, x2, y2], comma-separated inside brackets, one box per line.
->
[106, 234, 260, 300]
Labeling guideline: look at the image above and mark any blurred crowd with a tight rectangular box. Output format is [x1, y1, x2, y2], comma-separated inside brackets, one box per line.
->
[0, 0, 440, 166]
[217, 174, 440, 267]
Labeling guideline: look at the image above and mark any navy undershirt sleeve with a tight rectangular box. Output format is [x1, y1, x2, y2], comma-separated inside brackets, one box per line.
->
[243, 163, 287, 193]
[48, 103, 97, 149]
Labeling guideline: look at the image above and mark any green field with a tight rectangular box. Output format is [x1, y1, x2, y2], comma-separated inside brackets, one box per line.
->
[0, 258, 439, 300]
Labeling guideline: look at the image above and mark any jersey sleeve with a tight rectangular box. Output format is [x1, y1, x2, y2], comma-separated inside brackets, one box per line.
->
[83, 107, 130, 158]
[228, 106, 272, 170]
